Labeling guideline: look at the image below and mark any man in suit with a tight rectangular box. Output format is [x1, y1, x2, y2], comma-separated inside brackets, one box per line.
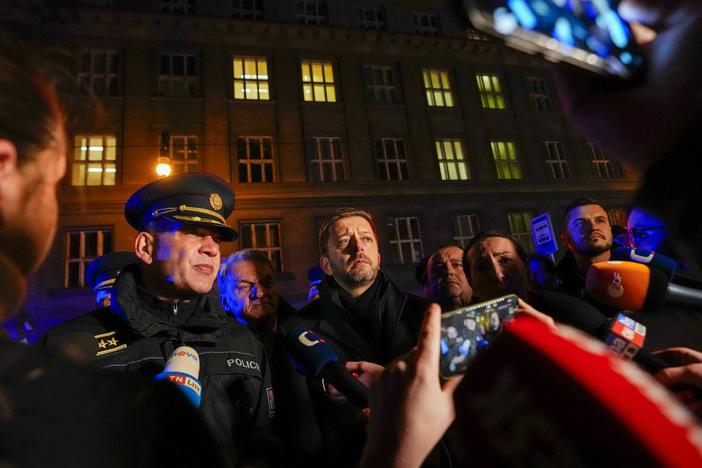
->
[282, 207, 426, 467]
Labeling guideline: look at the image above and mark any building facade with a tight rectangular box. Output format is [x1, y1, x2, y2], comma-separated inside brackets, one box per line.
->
[1, 0, 640, 335]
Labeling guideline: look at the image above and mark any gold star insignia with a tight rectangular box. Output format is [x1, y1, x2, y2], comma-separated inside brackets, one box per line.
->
[107, 337, 118, 346]
[98, 340, 107, 349]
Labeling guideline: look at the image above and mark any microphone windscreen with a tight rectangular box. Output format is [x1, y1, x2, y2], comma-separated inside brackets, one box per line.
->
[163, 346, 200, 378]
[284, 327, 337, 377]
[611, 248, 677, 280]
[586, 261, 650, 311]
[454, 316, 702, 466]
[156, 346, 202, 407]
[530, 291, 608, 334]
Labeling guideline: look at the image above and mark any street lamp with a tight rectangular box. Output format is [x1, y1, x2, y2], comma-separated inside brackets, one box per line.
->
[155, 130, 172, 177]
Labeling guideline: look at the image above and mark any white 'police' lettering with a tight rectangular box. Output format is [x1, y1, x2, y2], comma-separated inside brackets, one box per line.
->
[226, 357, 260, 372]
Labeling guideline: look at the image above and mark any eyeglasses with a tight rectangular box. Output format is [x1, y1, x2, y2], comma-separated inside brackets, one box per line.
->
[628, 225, 667, 243]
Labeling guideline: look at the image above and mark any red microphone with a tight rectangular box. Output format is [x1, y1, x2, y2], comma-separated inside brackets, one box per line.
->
[454, 316, 702, 466]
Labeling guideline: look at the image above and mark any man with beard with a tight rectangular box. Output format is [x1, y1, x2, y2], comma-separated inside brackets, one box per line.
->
[556, 198, 614, 298]
[420, 245, 473, 310]
[282, 207, 427, 467]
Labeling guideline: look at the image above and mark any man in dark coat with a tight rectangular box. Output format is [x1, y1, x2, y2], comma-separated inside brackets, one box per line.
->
[282, 208, 427, 467]
[44, 173, 275, 465]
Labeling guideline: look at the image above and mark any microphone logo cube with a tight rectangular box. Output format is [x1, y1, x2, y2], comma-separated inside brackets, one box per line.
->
[606, 313, 646, 361]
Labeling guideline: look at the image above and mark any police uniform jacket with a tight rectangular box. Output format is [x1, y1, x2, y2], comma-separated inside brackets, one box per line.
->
[281, 271, 427, 467]
[43, 265, 274, 465]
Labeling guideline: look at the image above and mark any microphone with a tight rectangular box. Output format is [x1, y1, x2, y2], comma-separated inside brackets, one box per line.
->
[610, 247, 677, 280]
[586, 261, 702, 311]
[155, 346, 202, 407]
[284, 327, 369, 409]
[530, 291, 669, 373]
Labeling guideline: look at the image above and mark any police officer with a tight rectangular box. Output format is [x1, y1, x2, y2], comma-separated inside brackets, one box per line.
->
[44, 173, 275, 465]
[85, 251, 138, 307]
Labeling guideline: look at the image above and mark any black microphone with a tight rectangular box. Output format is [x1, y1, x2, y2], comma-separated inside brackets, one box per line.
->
[586, 261, 702, 311]
[530, 291, 670, 373]
[284, 326, 369, 409]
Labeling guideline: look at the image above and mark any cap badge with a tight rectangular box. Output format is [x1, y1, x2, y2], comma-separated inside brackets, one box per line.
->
[209, 193, 223, 210]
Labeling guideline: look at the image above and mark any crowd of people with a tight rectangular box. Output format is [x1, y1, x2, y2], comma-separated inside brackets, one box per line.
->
[3, 0, 702, 465]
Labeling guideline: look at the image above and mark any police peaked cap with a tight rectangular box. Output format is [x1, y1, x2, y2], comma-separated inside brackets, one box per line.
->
[85, 251, 139, 293]
[125, 172, 238, 241]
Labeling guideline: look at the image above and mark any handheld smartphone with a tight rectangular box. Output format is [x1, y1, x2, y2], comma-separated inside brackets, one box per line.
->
[463, 0, 645, 79]
[440, 294, 520, 378]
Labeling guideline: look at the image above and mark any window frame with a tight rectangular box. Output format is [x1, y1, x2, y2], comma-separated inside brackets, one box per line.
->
[506, 211, 535, 255]
[413, 11, 440, 36]
[169, 134, 199, 174]
[231, 0, 263, 19]
[71, 134, 118, 186]
[358, 5, 386, 31]
[301, 59, 337, 103]
[236, 135, 276, 183]
[452, 214, 482, 248]
[239, 220, 284, 272]
[525, 75, 552, 111]
[158, 53, 198, 97]
[307, 136, 346, 182]
[434, 138, 470, 181]
[363, 64, 400, 105]
[490, 140, 522, 180]
[588, 142, 622, 179]
[160, 0, 195, 15]
[422, 68, 455, 107]
[296, 0, 327, 25]
[374, 137, 409, 181]
[476, 73, 507, 110]
[543, 141, 570, 179]
[77, 49, 120, 96]
[387, 216, 424, 264]
[64, 227, 113, 288]
[232, 56, 271, 101]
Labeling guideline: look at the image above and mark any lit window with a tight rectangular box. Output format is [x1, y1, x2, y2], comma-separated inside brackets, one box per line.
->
[435, 139, 470, 181]
[78, 49, 120, 95]
[72, 135, 117, 186]
[490, 140, 521, 179]
[387, 217, 424, 264]
[452, 214, 481, 248]
[301, 60, 336, 103]
[237, 136, 275, 183]
[363, 65, 400, 105]
[160, 0, 194, 15]
[233, 57, 270, 100]
[507, 211, 534, 255]
[422, 68, 454, 107]
[65, 228, 112, 288]
[526, 76, 552, 111]
[358, 6, 386, 30]
[158, 54, 198, 97]
[375, 138, 409, 181]
[544, 141, 570, 179]
[170, 135, 199, 174]
[307, 137, 345, 182]
[232, 0, 263, 19]
[297, 0, 327, 25]
[414, 11, 440, 36]
[476, 74, 506, 109]
[588, 142, 622, 179]
[240, 221, 283, 271]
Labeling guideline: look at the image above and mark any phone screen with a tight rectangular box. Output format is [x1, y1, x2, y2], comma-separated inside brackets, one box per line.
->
[440, 294, 519, 378]
[465, 0, 644, 78]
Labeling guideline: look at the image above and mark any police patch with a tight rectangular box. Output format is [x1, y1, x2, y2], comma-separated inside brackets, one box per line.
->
[95, 331, 127, 357]
[266, 387, 275, 418]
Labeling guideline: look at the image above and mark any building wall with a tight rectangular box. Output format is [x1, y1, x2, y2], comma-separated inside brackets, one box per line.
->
[2, 0, 640, 336]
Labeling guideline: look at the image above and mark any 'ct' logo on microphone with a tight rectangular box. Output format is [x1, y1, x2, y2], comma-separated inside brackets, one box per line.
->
[607, 271, 624, 298]
[298, 330, 325, 347]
